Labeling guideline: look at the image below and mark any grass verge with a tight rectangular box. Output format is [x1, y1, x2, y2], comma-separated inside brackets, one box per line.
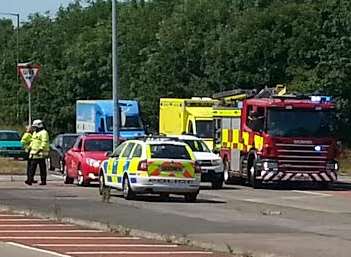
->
[339, 150, 351, 176]
[0, 158, 26, 175]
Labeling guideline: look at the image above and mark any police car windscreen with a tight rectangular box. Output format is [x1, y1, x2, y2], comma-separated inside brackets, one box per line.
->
[84, 139, 113, 152]
[0, 132, 20, 141]
[150, 144, 191, 160]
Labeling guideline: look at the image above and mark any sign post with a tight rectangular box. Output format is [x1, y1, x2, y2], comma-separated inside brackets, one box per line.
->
[17, 63, 41, 125]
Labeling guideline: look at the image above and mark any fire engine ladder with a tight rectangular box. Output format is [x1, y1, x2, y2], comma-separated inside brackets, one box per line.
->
[212, 85, 286, 102]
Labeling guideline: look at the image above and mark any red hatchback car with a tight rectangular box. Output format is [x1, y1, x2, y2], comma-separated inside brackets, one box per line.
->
[63, 134, 113, 186]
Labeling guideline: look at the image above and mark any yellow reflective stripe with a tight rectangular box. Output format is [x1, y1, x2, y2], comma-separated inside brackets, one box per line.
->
[233, 129, 239, 143]
[254, 135, 264, 151]
[117, 158, 126, 175]
[242, 132, 249, 146]
[129, 158, 140, 172]
[222, 129, 229, 143]
[107, 159, 114, 175]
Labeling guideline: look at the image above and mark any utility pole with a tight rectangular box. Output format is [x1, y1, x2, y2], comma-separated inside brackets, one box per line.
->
[112, 0, 120, 149]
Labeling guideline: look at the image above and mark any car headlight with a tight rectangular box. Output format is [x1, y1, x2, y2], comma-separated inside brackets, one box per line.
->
[211, 159, 222, 166]
[86, 158, 101, 168]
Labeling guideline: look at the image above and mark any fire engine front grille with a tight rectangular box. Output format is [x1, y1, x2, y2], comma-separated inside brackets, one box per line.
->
[276, 143, 329, 173]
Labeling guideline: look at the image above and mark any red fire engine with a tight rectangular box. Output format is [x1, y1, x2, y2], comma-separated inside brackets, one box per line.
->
[213, 86, 339, 188]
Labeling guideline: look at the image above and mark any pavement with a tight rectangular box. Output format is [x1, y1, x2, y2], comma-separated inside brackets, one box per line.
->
[0, 173, 351, 257]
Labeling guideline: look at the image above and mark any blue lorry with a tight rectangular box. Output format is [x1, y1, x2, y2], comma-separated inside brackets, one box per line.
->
[76, 100, 145, 139]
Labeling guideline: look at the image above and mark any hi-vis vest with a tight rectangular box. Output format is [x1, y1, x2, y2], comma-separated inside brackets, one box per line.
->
[30, 130, 50, 159]
[21, 132, 32, 153]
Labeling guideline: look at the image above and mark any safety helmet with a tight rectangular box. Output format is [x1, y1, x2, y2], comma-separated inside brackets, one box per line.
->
[32, 119, 44, 128]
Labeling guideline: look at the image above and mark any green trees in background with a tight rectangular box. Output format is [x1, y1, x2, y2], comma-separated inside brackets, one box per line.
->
[0, 0, 351, 142]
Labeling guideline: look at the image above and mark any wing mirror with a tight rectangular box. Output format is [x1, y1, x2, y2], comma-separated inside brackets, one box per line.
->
[71, 147, 81, 152]
[104, 151, 112, 157]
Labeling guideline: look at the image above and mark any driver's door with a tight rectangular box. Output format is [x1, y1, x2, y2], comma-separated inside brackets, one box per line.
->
[106, 142, 127, 189]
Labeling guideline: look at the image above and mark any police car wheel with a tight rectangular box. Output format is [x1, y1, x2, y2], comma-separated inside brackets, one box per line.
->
[99, 172, 105, 195]
[123, 176, 135, 200]
[184, 192, 198, 202]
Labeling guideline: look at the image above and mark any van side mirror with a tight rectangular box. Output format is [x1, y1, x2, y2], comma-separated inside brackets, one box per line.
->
[212, 149, 220, 154]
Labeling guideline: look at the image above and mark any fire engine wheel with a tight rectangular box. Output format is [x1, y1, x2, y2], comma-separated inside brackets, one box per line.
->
[248, 162, 262, 189]
[123, 175, 135, 200]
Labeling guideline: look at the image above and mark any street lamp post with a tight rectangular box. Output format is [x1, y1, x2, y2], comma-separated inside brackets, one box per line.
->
[112, 0, 120, 149]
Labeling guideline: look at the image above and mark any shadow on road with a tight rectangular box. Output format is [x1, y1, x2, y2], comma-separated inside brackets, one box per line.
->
[110, 193, 227, 204]
[200, 184, 241, 191]
[255, 181, 351, 191]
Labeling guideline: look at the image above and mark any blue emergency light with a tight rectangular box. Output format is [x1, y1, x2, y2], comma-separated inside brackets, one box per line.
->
[310, 96, 332, 103]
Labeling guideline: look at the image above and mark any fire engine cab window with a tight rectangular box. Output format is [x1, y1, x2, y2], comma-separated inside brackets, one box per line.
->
[247, 107, 265, 132]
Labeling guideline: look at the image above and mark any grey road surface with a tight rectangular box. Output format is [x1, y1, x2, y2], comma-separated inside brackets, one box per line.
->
[0, 242, 59, 257]
[0, 174, 351, 257]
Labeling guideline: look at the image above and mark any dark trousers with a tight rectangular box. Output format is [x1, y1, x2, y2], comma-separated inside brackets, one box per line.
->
[26, 159, 32, 181]
[29, 159, 47, 183]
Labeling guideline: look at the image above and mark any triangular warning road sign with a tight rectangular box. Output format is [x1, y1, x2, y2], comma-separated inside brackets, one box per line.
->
[18, 64, 41, 92]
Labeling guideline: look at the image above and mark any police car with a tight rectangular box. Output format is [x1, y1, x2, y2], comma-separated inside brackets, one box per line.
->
[98, 136, 201, 202]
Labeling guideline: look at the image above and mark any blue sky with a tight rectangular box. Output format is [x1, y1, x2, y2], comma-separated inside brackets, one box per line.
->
[0, 0, 74, 22]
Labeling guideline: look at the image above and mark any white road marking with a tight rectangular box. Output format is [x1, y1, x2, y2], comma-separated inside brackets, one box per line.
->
[0, 236, 139, 239]
[0, 230, 103, 233]
[35, 244, 179, 248]
[0, 224, 74, 227]
[293, 190, 331, 197]
[6, 242, 72, 257]
[66, 251, 213, 255]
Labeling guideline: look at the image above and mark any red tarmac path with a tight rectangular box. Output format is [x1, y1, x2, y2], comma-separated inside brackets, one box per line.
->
[0, 212, 229, 257]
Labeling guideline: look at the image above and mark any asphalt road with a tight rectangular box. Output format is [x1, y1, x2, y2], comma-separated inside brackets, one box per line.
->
[0, 174, 351, 257]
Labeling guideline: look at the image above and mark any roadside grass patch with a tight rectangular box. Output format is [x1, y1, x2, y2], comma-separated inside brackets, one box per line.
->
[339, 150, 351, 176]
[0, 158, 26, 175]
